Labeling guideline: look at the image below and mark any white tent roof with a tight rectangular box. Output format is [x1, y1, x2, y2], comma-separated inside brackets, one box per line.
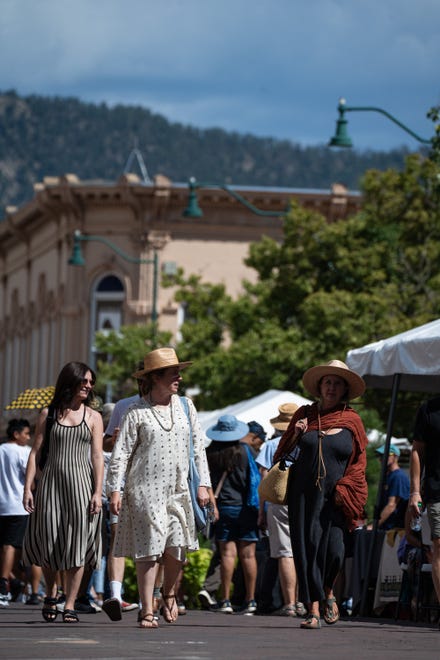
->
[197, 389, 311, 442]
[346, 318, 440, 391]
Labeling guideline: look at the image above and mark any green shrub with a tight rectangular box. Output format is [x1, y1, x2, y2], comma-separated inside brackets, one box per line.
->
[182, 547, 213, 609]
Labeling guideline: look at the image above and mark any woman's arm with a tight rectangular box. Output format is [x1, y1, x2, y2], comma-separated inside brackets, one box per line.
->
[186, 398, 211, 506]
[23, 408, 48, 513]
[89, 408, 104, 516]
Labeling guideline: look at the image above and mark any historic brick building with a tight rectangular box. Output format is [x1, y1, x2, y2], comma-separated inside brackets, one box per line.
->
[0, 172, 361, 414]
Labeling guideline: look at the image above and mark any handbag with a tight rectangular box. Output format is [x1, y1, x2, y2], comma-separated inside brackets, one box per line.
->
[180, 396, 208, 532]
[258, 458, 290, 505]
[258, 445, 300, 506]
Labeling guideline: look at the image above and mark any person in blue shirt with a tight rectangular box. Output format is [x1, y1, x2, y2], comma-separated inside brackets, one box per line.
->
[376, 444, 409, 530]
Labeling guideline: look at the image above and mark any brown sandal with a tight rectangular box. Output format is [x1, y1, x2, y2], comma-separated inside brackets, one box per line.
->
[160, 593, 178, 623]
[139, 612, 158, 629]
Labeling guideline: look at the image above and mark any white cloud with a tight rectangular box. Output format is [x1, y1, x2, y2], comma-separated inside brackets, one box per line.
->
[0, 0, 439, 149]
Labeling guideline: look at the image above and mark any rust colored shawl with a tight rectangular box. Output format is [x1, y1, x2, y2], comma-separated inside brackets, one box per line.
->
[273, 402, 368, 531]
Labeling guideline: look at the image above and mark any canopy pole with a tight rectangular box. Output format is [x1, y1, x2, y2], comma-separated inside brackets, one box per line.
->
[359, 372, 401, 616]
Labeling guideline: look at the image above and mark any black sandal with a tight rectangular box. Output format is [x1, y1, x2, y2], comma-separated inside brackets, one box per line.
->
[42, 596, 58, 622]
[138, 612, 159, 629]
[62, 608, 79, 623]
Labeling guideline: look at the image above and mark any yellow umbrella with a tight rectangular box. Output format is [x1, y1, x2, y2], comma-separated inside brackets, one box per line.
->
[5, 386, 55, 410]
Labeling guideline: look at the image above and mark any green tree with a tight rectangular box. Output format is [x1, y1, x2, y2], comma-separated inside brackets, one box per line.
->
[168, 153, 440, 436]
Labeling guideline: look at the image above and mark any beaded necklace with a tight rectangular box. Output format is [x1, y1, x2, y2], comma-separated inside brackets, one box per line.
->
[148, 395, 174, 432]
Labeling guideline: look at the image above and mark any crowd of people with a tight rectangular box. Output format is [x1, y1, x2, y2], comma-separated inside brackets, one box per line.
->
[0, 350, 439, 631]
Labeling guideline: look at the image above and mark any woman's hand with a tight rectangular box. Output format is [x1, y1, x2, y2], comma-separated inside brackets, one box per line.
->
[90, 493, 102, 516]
[110, 491, 121, 516]
[197, 485, 210, 508]
[23, 489, 34, 513]
[295, 417, 308, 436]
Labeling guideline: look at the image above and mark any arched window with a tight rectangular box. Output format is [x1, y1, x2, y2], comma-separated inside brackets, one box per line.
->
[89, 274, 125, 368]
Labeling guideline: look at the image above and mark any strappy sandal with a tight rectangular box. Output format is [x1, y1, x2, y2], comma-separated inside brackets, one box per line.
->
[323, 597, 339, 625]
[62, 609, 79, 623]
[160, 593, 178, 623]
[300, 613, 321, 629]
[138, 612, 159, 629]
[42, 596, 58, 622]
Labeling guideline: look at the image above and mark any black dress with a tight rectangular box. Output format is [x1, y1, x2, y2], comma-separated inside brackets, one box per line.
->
[287, 428, 352, 604]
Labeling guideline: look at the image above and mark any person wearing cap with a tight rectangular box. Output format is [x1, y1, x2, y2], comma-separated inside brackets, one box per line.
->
[106, 347, 211, 629]
[273, 360, 368, 629]
[256, 403, 307, 618]
[206, 415, 261, 615]
[241, 421, 267, 457]
[375, 444, 409, 531]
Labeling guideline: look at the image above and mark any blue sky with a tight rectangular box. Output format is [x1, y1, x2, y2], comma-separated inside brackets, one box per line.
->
[1, 0, 439, 151]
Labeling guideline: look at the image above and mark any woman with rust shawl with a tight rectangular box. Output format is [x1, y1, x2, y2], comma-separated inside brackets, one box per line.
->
[273, 360, 368, 630]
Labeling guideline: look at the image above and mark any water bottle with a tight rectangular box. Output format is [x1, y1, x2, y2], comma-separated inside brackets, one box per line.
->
[410, 502, 422, 532]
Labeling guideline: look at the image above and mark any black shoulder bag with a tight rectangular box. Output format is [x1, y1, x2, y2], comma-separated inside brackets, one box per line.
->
[38, 404, 55, 471]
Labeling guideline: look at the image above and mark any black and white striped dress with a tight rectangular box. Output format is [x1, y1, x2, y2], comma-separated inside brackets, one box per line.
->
[23, 408, 102, 570]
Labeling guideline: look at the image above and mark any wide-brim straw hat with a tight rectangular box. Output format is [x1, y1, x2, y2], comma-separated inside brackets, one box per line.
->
[270, 402, 299, 431]
[132, 347, 192, 378]
[206, 415, 249, 442]
[302, 359, 365, 400]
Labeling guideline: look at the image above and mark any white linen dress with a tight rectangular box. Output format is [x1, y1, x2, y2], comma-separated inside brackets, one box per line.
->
[106, 394, 211, 560]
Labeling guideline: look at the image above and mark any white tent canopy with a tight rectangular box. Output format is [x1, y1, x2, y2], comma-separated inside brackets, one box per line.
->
[346, 318, 440, 392]
[197, 389, 311, 442]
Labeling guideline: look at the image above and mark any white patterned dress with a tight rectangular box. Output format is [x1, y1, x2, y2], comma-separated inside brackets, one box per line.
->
[106, 395, 211, 560]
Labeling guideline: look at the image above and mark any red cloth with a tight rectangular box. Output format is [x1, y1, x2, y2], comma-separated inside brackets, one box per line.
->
[273, 402, 368, 530]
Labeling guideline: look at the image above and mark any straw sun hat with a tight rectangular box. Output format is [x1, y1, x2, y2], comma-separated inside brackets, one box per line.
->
[270, 403, 299, 431]
[302, 359, 365, 400]
[132, 347, 192, 378]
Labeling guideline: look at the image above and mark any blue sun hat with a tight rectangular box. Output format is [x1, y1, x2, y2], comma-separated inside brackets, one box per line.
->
[206, 415, 249, 442]
[375, 443, 400, 457]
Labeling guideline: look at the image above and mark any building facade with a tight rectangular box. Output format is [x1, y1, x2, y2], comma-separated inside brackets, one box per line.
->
[0, 173, 361, 415]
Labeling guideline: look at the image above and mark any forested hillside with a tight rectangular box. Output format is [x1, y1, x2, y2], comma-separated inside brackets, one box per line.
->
[0, 89, 414, 211]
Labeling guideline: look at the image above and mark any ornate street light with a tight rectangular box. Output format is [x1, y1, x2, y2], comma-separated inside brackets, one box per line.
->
[183, 177, 289, 218]
[329, 97, 432, 148]
[68, 230, 159, 324]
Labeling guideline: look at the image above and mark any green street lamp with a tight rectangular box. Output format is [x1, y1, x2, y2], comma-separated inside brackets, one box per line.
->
[329, 97, 432, 148]
[68, 229, 159, 325]
[183, 177, 288, 218]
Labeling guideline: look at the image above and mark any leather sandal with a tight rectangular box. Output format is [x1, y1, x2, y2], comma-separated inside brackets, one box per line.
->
[139, 612, 159, 629]
[300, 613, 321, 629]
[42, 596, 58, 622]
[323, 597, 340, 625]
[160, 593, 178, 623]
[62, 608, 79, 623]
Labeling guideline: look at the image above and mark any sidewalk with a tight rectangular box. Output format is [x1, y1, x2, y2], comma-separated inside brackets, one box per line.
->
[0, 600, 438, 660]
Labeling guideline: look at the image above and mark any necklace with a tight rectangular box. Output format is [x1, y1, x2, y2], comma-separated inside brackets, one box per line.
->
[148, 396, 174, 432]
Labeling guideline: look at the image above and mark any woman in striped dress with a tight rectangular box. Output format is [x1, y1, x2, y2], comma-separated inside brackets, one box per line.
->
[23, 362, 104, 623]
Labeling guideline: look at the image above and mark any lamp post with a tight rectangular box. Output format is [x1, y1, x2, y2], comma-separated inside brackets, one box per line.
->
[329, 98, 433, 619]
[183, 177, 288, 218]
[329, 97, 432, 148]
[68, 229, 159, 326]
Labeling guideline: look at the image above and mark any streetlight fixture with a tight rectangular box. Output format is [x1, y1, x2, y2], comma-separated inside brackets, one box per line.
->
[329, 97, 432, 148]
[68, 229, 159, 324]
[183, 177, 289, 218]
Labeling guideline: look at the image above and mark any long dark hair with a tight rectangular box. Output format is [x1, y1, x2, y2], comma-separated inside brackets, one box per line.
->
[51, 361, 96, 413]
[206, 440, 243, 473]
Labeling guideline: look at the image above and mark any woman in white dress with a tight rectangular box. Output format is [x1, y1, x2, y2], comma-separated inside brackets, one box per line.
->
[106, 348, 211, 629]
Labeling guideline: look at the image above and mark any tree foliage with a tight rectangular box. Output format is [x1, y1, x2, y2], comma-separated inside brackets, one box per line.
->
[165, 152, 440, 435]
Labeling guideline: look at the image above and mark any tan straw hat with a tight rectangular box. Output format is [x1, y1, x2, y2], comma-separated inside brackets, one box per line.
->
[132, 347, 192, 378]
[270, 402, 299, 431]
[302, 359, 365, 400]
